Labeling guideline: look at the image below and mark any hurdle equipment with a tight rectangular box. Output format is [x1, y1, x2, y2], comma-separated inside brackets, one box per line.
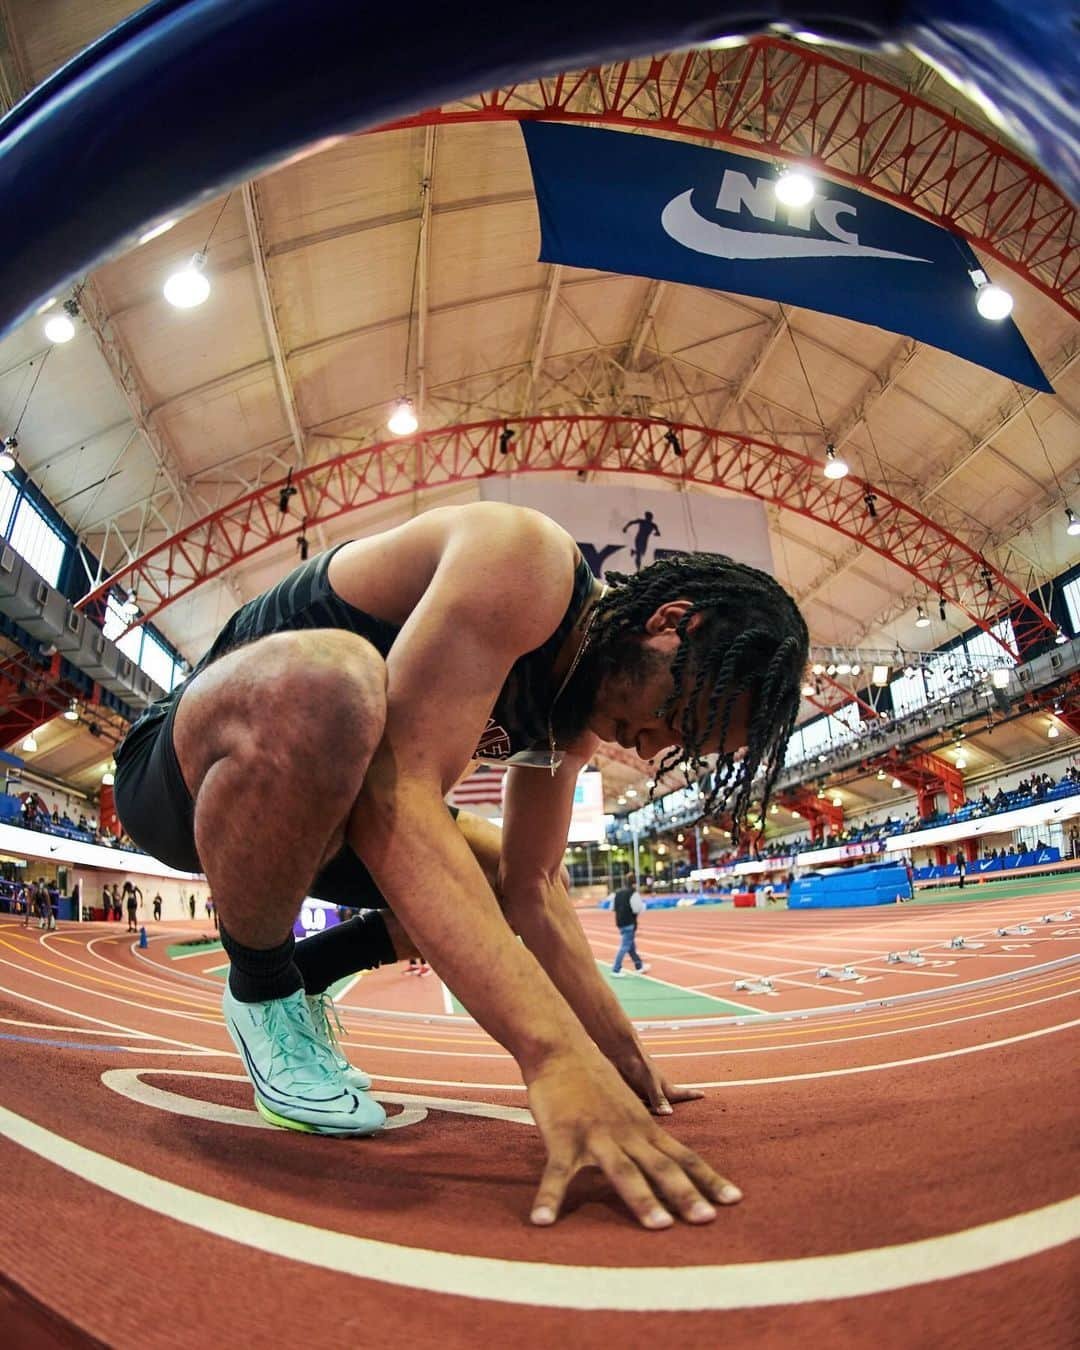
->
[996, 924, 1034, 937]
[734, 977, 775, 995]
[886, 950, 925, 965]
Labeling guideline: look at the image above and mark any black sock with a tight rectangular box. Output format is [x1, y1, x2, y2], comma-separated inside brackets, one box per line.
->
[292, 911, 399, 996]
[220, 925, 304, 1003]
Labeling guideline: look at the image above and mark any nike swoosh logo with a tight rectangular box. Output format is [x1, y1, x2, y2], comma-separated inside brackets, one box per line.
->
[660, 190, 932, 263]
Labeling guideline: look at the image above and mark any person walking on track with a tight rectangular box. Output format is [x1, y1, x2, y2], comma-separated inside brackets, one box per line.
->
[610, 875, 649, 977]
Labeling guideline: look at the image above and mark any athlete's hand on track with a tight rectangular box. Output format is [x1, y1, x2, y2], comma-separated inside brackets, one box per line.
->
[611, 1046, 705, 1117]
[525, 1053, 741, 1228]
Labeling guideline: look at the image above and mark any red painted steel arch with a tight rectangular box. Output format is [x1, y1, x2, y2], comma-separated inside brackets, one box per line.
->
[380, 37, 1077, 318]
[77, 416, 1057, 658]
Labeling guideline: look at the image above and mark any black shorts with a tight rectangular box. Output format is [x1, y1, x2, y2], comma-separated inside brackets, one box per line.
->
[113, 691, 457, 910]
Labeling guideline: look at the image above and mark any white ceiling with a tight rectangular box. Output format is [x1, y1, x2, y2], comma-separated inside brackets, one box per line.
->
[0, 3, 1076, 805]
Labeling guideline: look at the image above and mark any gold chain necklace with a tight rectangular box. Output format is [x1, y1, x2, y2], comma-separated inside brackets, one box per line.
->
[547, 584, 606, 775]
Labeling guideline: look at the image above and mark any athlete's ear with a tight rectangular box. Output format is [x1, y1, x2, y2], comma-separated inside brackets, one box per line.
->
[643, 600, 702, 635]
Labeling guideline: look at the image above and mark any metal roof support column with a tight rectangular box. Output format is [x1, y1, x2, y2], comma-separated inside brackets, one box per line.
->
[240, 179, 326, 552]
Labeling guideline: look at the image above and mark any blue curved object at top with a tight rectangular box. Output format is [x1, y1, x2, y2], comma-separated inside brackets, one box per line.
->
[0, 0, 1075, 343]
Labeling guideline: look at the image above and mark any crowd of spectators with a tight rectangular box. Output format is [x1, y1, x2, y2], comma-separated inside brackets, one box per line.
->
[723, 766, 1080, 868]
[11, 793, 141, 852]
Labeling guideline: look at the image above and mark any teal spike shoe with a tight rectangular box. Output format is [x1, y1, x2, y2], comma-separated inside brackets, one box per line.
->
[223, 986, 384, 1135]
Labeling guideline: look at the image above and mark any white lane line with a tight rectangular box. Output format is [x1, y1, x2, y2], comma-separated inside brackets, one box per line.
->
[0, 1099, 1075, 1310]
[335, 972, 366, 1002]
[0, 1016, 154, 1039]
[356, 1015, 1080, 1092]
[600, 960, 763, 1016]
[0, 980, 219, 1055]
[644, 988, 1080, 1058]
[100, 1069, 532, 1131]
[691, 1017, 1080, 1087]
[0, 957, 224, 1031]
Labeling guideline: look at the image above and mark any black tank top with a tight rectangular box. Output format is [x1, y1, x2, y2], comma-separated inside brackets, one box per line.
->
[123, 543, 595, 765]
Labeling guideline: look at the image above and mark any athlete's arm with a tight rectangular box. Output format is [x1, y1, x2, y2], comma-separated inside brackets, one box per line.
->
[500, 754, 705, 1117]
[349, 503, 737, 1228]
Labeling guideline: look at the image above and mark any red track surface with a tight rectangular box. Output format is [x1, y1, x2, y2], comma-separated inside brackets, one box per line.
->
[1, 894, 1078, 1348]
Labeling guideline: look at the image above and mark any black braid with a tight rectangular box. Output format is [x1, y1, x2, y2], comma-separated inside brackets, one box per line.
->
[595, 553, 809, 842]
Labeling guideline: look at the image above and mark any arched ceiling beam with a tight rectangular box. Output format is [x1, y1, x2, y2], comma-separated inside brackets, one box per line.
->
[75, 416, 1058, 659]
[379, 38, 1077, 318]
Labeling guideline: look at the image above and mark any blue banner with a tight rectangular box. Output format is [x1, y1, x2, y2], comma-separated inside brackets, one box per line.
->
[521, 123, 1051, 393]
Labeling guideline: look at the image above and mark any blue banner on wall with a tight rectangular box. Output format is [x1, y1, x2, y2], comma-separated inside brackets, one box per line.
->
[521, 123, 1052, 393]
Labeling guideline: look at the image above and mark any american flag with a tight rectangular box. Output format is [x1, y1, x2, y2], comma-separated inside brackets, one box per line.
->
[447, 763, 507, 808]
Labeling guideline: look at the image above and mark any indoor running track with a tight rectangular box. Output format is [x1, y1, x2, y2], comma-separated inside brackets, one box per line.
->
[0, 893, 1077, 1349]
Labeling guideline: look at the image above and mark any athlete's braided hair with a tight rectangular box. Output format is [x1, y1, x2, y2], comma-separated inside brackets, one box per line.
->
[594, 553, 809, 839]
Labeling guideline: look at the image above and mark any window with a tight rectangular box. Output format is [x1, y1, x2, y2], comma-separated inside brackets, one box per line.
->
[102, 594, 129, 642]
[1062, 577, 1080, 635]
[139, 632, 177, 692]
[965, 619, 1017, 668]
[890, 668, 927, 716]
[0, 474, 17, 536]
[5, 492, 65, 587]
[102, 591, 184, 693]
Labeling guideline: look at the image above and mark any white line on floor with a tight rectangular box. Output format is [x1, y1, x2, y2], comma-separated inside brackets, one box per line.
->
[0, 1099, 1075, 1310]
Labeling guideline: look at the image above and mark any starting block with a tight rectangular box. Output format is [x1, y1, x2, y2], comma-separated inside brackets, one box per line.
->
[817, 965, 861, 981]
[948, 936, 983, 949]
[1040, 911, 1074, 923]
[734, 977, 775, 995]
[886, 949, 925, 965]
[996, 924, 1034, 937]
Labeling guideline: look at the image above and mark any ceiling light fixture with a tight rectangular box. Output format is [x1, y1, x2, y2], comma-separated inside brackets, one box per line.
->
[774, 166, 815, 207]
[954, 753, 967, 769]
[1047, 723, 1060, 739]
[891, 777, 902, 789]
[102, 764, 115, 786]
[823, 443, 849, 480]
[44, 298, 80, 344]
[1066, 507, 1080, 537]
[64, 700, 79, 722]
[915, 606, 931, 628]
[0, 436, 16, 472]
[163, 252, 210, 308]
[1054, 628, 1067, 645]
[832, 795, 843, 807]
[968, 268, 1013, 321]
[21, 732, 37, 753]
[387, 396, 418, 437]
[872, 664, 889, 686]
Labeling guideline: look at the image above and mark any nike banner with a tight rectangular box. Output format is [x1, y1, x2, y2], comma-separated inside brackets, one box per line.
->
[521, 123, 1052, 393]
